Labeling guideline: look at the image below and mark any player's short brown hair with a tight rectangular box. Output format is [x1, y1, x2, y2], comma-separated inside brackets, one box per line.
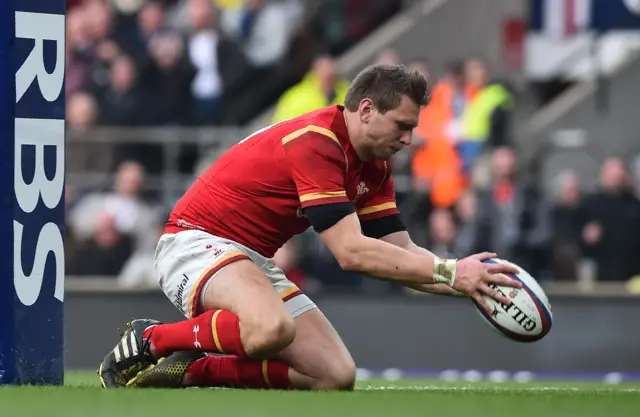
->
[344, 64, 430, 113]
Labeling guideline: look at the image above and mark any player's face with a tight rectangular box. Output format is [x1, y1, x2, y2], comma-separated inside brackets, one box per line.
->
[360, 95, 419, 160]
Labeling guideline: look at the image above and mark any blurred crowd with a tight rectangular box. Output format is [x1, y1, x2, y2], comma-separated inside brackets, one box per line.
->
[66, 0, 402, 175]
[67, 0, 280, 128]
[64, 2, 640, 294]
[66, 0, 401, 128]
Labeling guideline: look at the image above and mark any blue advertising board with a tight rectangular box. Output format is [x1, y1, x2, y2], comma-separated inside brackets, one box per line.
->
[0, 0, 65, 385]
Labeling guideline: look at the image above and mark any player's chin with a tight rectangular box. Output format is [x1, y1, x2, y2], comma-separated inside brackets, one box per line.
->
[376, 148, 397, 161]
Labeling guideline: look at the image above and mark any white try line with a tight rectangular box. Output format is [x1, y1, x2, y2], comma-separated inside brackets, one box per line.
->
[356, 385, 640, 393]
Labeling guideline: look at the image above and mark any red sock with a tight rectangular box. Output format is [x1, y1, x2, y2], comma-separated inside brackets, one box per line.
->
[144, 310, 246, 358]
[185, 356, 291, 389]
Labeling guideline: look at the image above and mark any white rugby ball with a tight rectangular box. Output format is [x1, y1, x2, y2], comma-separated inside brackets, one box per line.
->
[474, 258, 553, 342]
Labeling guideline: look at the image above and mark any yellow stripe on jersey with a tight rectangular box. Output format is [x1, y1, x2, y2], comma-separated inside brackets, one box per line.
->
[187, 251, 248, 318]
[299, 191, 347, 203]
[358, 202, 397, 216]
[278, 285, 300, 300]
[281, 125, 348, 171]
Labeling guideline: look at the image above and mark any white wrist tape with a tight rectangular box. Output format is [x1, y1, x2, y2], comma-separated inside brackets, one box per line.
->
[433, 257, 457, 287]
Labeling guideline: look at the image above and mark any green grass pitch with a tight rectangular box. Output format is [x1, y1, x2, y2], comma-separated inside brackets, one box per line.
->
[1, 372, 639, 417]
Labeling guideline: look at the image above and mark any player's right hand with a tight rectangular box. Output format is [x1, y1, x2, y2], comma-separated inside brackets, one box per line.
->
[454, 252, 521, 315]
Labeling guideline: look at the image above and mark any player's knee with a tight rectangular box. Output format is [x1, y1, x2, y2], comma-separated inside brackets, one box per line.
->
[245, 315, 296, 356]
[318, 358, 357, 391]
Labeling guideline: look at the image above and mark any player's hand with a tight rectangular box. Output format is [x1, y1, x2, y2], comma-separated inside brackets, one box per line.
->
[454, 252, 522, 315]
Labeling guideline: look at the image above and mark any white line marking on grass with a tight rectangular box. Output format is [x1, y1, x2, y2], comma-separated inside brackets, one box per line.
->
[357, 386, 640, 393]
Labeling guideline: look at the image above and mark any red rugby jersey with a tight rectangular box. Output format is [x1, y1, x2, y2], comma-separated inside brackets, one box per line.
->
[165, 105, 400, 258]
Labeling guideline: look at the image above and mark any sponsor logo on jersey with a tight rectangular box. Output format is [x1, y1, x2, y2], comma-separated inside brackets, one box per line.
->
[176, 218, 206, 231]
[356, 182, 369, 198]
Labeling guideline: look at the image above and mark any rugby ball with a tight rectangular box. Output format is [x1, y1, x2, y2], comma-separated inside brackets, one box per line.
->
[473, 258, 552, 342]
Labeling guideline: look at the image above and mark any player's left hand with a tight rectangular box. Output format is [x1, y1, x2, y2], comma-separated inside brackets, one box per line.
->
[454, 252, 522, 315]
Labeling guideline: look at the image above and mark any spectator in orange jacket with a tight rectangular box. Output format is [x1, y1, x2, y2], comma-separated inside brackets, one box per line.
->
[411, 61, 476, 208]
[414, 60, 478, 145]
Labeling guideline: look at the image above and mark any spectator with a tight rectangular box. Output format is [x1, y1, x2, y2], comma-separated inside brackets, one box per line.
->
[99, 54, 149, 125]
[460, 77, 515, 174]
[471, 147, 551, 277]
[272, 55, 349, 122]
[126, 0, 168, 64]
[84, 0, 114, 44]
[186, 0, 248, 125]
[66, 8, 93, 96]
[409, 131, 466, 210]
[465, 59, 489, 94]
[581, 158, 640, 281]
[375, 48, 400, 66]
[118, 223, 166, 289]
[222, 0, 302, 75]
[67, 212, 134, 276]
[414, 60, 475, 146]
[67, 91, 99, 129]
[79, 1, 123, 97]
[219, 0, 304, 122]
[426, 208, 458, 259]
[551, 171, 585, 281]
[97, 54, 165, 172]
[411, 61, 470, 209]
[214, 0, 245, 10]
[143, 32, 195, 126]
[111, 0, 147, 16]
[453, 190, 478, 257]
[407, 58, 430, 85]
[69, 161, 162, 258]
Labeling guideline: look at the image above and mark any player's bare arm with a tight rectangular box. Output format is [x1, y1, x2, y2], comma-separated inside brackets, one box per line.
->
[318, 212, 520, 312]
[380, 230, 464, 296]
[379, 231, 515, 306]
[319, 212, 439, 284]
[381, 230, 518, 310]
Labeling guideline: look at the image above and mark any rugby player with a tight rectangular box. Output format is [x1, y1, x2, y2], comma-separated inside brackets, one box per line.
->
[98, 64, 520, 391]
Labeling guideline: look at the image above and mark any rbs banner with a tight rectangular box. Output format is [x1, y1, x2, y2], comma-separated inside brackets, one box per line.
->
[0, 0, 65, 385]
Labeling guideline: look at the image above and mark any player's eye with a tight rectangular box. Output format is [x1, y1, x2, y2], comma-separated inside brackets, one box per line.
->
[396, 122, 414, 131]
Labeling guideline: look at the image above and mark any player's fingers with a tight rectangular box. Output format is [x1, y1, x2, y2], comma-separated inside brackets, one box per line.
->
[480, 283, 511, 305]
[485, 262, 520, 276]
[471, 292, 492, 315]
[485, 272, 522, 289]
[469, 252, 498, 262]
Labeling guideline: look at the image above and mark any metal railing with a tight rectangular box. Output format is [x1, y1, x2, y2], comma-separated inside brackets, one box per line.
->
[67, 126, 251, 205]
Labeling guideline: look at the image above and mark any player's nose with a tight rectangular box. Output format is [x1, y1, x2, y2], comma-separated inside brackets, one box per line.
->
[399, 132, 412, 145]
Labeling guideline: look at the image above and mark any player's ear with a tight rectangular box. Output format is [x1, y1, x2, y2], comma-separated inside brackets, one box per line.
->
[358, 99, 374, 123]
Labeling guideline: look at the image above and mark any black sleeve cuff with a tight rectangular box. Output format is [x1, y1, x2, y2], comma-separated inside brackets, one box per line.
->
[303, 203, 356, 233]
[360, 214, 406, 239]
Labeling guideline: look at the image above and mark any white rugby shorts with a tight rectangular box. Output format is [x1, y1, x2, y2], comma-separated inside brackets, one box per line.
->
[155, 229, 317, 319]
